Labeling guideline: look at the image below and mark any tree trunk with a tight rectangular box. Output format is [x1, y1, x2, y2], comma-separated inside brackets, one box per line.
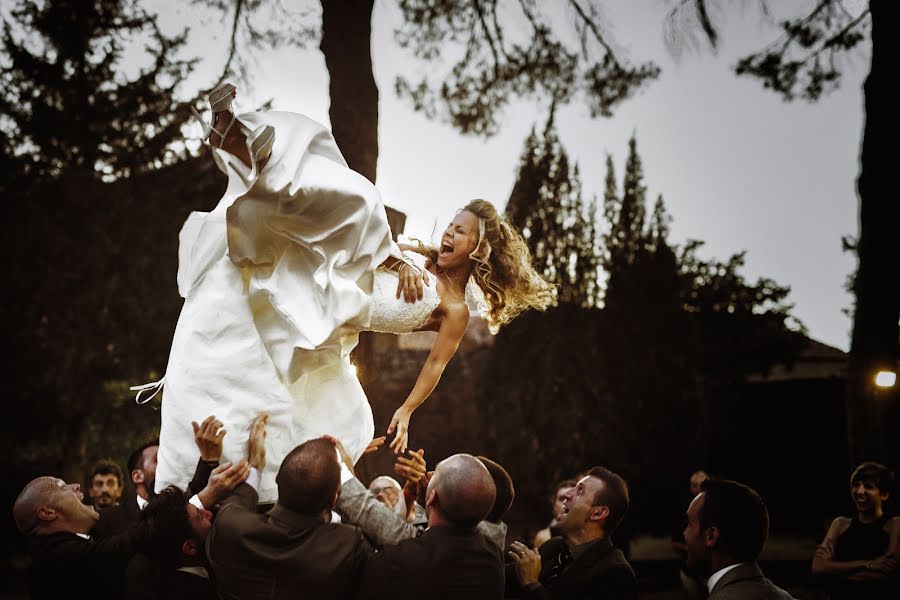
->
[320, 0, 379, 183]
[845, 0, 900, 466]
[320, 0, 383, 429]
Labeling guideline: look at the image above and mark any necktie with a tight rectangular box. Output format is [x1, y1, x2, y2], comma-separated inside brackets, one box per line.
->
[544, 545, 572, 585]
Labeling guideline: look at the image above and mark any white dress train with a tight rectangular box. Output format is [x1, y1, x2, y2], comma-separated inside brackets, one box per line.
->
[155, 111, 439, 503]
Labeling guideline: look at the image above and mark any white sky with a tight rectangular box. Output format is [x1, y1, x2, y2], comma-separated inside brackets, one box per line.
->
[151, 1, 868, 351]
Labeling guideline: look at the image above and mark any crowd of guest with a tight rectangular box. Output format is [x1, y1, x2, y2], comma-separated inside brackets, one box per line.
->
[12, 413, 899, 599]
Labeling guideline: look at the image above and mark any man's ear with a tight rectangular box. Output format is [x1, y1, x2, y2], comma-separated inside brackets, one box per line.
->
[182, 538, 199, 557]
[425, 488, 438, 509]
[589, 506, 610, 523]
[36, 505, 57, 523]
[131, 469, 144, 485]
[704, 527, 720, 549]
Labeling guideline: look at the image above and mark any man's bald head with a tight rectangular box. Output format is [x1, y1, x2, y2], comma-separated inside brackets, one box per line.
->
[13, 477, 59, 534]
[427, 454, 496, 529]
[13, 476, 97, 535]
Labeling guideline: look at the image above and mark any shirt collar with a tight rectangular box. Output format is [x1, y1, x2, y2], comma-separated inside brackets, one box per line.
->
[176, 566, 209, 579]
[707, 562, 744, 593]
[136, 495, 148, 510]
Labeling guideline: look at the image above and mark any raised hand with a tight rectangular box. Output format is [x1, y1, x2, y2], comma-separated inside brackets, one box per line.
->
[394, 448, 426, 485]
[416, 470, 434, 508]
[248, 414, 268, 471]
[323, 434, 355, 475]
[197, 460, 250, 507]
[365, 436, 386, 456]
[192, 415, 226, 462]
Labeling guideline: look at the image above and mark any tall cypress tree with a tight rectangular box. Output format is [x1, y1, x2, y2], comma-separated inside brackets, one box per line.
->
[506, 116, 600, 307]
[0, 0, 194, 182]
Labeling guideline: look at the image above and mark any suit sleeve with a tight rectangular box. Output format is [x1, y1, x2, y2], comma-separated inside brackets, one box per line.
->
[187, 459, 217, 496]
[335, 477, 422, 548]
[205, 482, 259, 570]
[62, 521, 149, 577]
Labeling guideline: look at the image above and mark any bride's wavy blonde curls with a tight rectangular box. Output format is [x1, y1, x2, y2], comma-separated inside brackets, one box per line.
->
[462, 199, 554, 331]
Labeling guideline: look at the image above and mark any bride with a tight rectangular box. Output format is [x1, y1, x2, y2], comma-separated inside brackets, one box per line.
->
[151, 83, 553, 502]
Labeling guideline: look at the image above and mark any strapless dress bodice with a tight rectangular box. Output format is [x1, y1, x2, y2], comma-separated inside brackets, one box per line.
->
[368, 267, 440, 334]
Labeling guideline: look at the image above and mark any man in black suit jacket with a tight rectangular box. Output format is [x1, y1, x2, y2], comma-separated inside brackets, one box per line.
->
[683, 479, 796, 599]
[358, 452, 504, 600]
[207, 416, 372, 600]
[13, 476, 148, 600]
[506, 466, 636, 600]
[14, 437, 249, 600]
[123, 476, 243, 600]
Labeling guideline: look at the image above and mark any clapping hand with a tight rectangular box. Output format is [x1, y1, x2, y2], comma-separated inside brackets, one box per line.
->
[192, 415, 226, 462]
[508, 541, 542, 586]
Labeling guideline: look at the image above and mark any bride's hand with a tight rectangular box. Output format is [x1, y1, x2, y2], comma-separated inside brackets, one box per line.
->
[396, 263, 430, 304]
[387, 407, 413, 454]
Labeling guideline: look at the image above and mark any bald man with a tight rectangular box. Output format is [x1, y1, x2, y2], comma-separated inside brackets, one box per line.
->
[359, 453, 504, 600]
[13, 476, 149, 600]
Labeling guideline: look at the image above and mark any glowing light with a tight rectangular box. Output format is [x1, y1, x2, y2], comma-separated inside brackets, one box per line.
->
[874, 371, 896, 388]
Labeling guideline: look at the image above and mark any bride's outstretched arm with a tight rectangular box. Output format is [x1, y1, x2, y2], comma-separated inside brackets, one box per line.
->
[387, 305, 469, 453]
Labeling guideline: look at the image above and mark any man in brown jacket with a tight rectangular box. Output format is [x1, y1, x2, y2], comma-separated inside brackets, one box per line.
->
[206, 416, 371, 600]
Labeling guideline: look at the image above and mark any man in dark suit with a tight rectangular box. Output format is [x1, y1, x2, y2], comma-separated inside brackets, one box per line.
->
[206, 416, 372, 600]
[14, 458, 249, 600]
[359, 452, 504, 600]
[506, 466, 636, 600]
[683, 479, 796, 599]
[13, 476, 147, 600]
[93, 416, 224, 539]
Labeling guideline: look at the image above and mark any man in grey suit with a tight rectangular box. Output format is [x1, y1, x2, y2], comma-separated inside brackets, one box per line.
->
[334, 446, 513, 550]
[358, 453, 504, 600]
[683, 479, 796, 599]
[207, 416, 371, 600]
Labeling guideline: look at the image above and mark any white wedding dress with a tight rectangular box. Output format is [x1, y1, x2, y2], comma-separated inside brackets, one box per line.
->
[154, 111, 439, 503]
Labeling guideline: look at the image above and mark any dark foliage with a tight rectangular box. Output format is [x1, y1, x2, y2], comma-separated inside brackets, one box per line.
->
[0, 0, 224, 507]
[0, 0, 196, 182]
[394, 0, 660, 135]
[506, 115, 600, 307]
[481, 131, 806, 534]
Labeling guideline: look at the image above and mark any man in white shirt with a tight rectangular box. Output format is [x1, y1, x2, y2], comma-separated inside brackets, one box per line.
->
[683, 479, 796, 599]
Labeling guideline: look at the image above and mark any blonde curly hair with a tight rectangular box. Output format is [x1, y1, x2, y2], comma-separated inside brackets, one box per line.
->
[421, 200, 554, 331]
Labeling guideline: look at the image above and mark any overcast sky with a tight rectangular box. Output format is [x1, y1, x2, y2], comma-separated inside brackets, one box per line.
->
[149, 0, 868, 351]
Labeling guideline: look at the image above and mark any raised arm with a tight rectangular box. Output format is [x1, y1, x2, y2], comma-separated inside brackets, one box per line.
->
[387, 304, 469, 453]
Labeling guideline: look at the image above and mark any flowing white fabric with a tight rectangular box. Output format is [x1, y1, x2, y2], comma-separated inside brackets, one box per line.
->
[156, 111, 430, 502]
